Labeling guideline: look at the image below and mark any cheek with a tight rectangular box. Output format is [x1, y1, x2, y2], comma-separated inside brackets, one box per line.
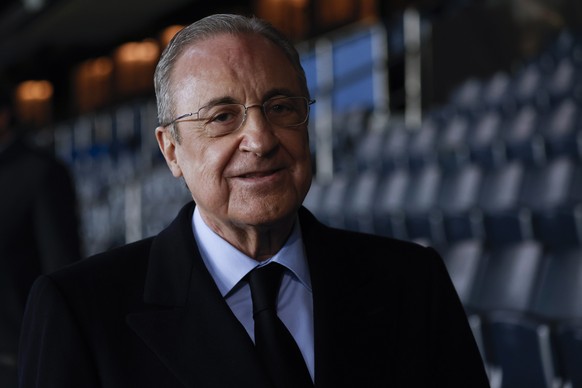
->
[175, 139, 235, 199]
[283, 131, 312, 195]
[286, 131, 311, 169]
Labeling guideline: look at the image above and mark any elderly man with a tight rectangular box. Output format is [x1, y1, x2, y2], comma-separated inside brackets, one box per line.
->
[18, 14, 489, 388]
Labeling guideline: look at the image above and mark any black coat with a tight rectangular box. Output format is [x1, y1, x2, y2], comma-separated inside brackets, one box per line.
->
[18, 202, 489, 387]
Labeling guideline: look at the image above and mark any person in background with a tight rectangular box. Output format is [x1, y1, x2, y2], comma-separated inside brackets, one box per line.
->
[18, 14, 489, 387]
[0, 89, 81, 387]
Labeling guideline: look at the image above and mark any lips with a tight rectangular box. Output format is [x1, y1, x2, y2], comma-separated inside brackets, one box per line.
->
[237, 168, 283, 179]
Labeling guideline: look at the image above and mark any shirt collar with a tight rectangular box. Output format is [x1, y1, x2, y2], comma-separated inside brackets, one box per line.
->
[192, 206, 311, 297]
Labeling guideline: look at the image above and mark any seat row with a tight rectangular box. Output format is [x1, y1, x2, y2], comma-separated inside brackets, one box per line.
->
[305, 156, 582, 248]
[440, 239, 582, 388]
[347, 97, 582, 174]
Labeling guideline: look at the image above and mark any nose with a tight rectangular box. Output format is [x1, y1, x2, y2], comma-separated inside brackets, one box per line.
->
[238, 105, 280, 157]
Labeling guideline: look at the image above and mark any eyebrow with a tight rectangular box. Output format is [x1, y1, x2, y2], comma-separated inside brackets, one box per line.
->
[199, 96, 238, 110]
[199, 88, 299, 109]
[263, 88, 297, 101]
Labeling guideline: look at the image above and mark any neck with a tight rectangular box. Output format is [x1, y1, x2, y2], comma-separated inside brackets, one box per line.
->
[199, 211, 296, 261]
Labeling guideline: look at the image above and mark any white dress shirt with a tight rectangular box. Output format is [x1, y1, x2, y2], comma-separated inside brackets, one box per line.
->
[192, 207, 315, 380]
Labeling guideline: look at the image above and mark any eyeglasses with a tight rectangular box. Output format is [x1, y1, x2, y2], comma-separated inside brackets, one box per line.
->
[163, 96, 315, 138]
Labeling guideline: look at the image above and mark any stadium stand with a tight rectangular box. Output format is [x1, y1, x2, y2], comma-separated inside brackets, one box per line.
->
[43, 21, 582, 388]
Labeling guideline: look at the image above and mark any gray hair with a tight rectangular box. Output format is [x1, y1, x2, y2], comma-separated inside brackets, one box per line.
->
[154, 13, 309, 141]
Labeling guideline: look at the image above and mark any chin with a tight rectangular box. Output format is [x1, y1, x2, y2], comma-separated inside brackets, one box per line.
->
[231, 199, 299, 228]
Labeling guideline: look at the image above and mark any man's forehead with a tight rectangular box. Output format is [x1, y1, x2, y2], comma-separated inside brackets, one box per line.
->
[180, 32, 275, 60]
[172, 33, 295, 84]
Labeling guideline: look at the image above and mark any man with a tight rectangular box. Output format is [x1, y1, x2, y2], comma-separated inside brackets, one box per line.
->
[0, 90, 81, 388]
[18, 14, 489, 387]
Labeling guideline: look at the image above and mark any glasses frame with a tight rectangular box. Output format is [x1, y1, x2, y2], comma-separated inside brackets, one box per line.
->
[162, 96, 316, 134]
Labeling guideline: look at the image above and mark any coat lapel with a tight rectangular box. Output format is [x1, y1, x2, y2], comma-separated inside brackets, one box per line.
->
[127, 202, 271, 388]
[298, 207, 396, 387]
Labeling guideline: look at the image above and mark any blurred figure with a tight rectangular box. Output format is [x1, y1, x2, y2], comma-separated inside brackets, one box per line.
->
[0, 90, 81, 387]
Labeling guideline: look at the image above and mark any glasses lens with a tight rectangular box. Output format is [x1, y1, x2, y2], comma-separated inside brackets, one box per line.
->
[264, 97, 308, 127]
[199, 104, 246, 137]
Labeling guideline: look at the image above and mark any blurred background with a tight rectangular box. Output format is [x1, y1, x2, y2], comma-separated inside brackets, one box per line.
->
[2, 0, 582, 387]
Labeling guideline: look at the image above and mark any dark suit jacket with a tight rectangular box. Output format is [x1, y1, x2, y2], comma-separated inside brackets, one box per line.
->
[18, 202, 489, 387]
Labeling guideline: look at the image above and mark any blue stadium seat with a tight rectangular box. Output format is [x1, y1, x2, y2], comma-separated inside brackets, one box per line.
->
[511, 63, 547, 108]
[533, 247, 582, 321]
[344, 170, 381, 233]
[485, 312, 557, 388]
[468, 240, 551, 388]
[532, 247, 582, 387]
[407, 120, 440, 170]
[438, 163, 483, 242]
[539, 98, 581, 160]
[380, 123, 411, 170]
[468, 110, 506, 169]
[440, 238, 484, 306]
[478, 161, 529, 245]
[354, 129, 386, 172]
[440, 238, 487, 362]
[449, 77, 483, 113]
[546, 56, 580, 105]
[469, 240, 544, 314]
[503, 104, 546, 166]
[481, 72, 513, 113]
[437, 115, 471, 171]
[520, 157, 582, 248]
[317, 173, 351, 229]
[373, 168, 410, 238]
[403, 163, 442, 241]
[556, 320, 582, 388]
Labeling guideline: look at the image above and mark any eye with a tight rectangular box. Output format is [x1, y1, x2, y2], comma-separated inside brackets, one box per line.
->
[269, 101, 294, 114]
[209, 112, 236, 123]
[204, 105, 242, 125]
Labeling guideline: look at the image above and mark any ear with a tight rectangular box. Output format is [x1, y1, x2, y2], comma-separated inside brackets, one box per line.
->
[155, 126, 183, 178]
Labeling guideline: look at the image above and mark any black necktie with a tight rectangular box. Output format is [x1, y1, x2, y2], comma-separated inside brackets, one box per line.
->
[247, 263, 314, 388]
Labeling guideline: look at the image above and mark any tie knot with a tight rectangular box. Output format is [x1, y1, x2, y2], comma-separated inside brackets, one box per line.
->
[248, 263, 285, 317]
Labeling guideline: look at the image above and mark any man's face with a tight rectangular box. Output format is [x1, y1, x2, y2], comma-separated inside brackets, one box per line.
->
[156, 33, 312, 233]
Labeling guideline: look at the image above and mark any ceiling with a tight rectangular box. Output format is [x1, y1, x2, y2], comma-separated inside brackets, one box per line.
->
[0, 0, 248, 72]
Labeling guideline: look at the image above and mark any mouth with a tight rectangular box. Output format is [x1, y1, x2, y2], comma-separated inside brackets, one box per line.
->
[239, 169, 280, 178]
[230, 166, 290, 185]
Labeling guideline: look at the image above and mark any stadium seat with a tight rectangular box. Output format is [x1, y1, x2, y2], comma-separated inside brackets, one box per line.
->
[468, 110, 506, 169]
[469, 240, 544, 314]
[354, 129, 386, 172]
[503, 104, 546, 166]
[485, 312, 557, 388]
[438, 163, 483, 242]
[531, 247, 582, 386]
[407, 120, 439, 169]
[402, 163, 442, 241]
[373, 168, 410, 238]
[539, 98, 580, 159]
[520, 157, 582, 247]
[440, 238, 484, 305]
[437, 115, 471, 170]
[556, 320, 582, 388]
[344, 170, 381, 233]
[468, 240, 551, 388]
[317, 173, 351, 229]
[381, 123, 411, 170]
[478, 161, 529, 245]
